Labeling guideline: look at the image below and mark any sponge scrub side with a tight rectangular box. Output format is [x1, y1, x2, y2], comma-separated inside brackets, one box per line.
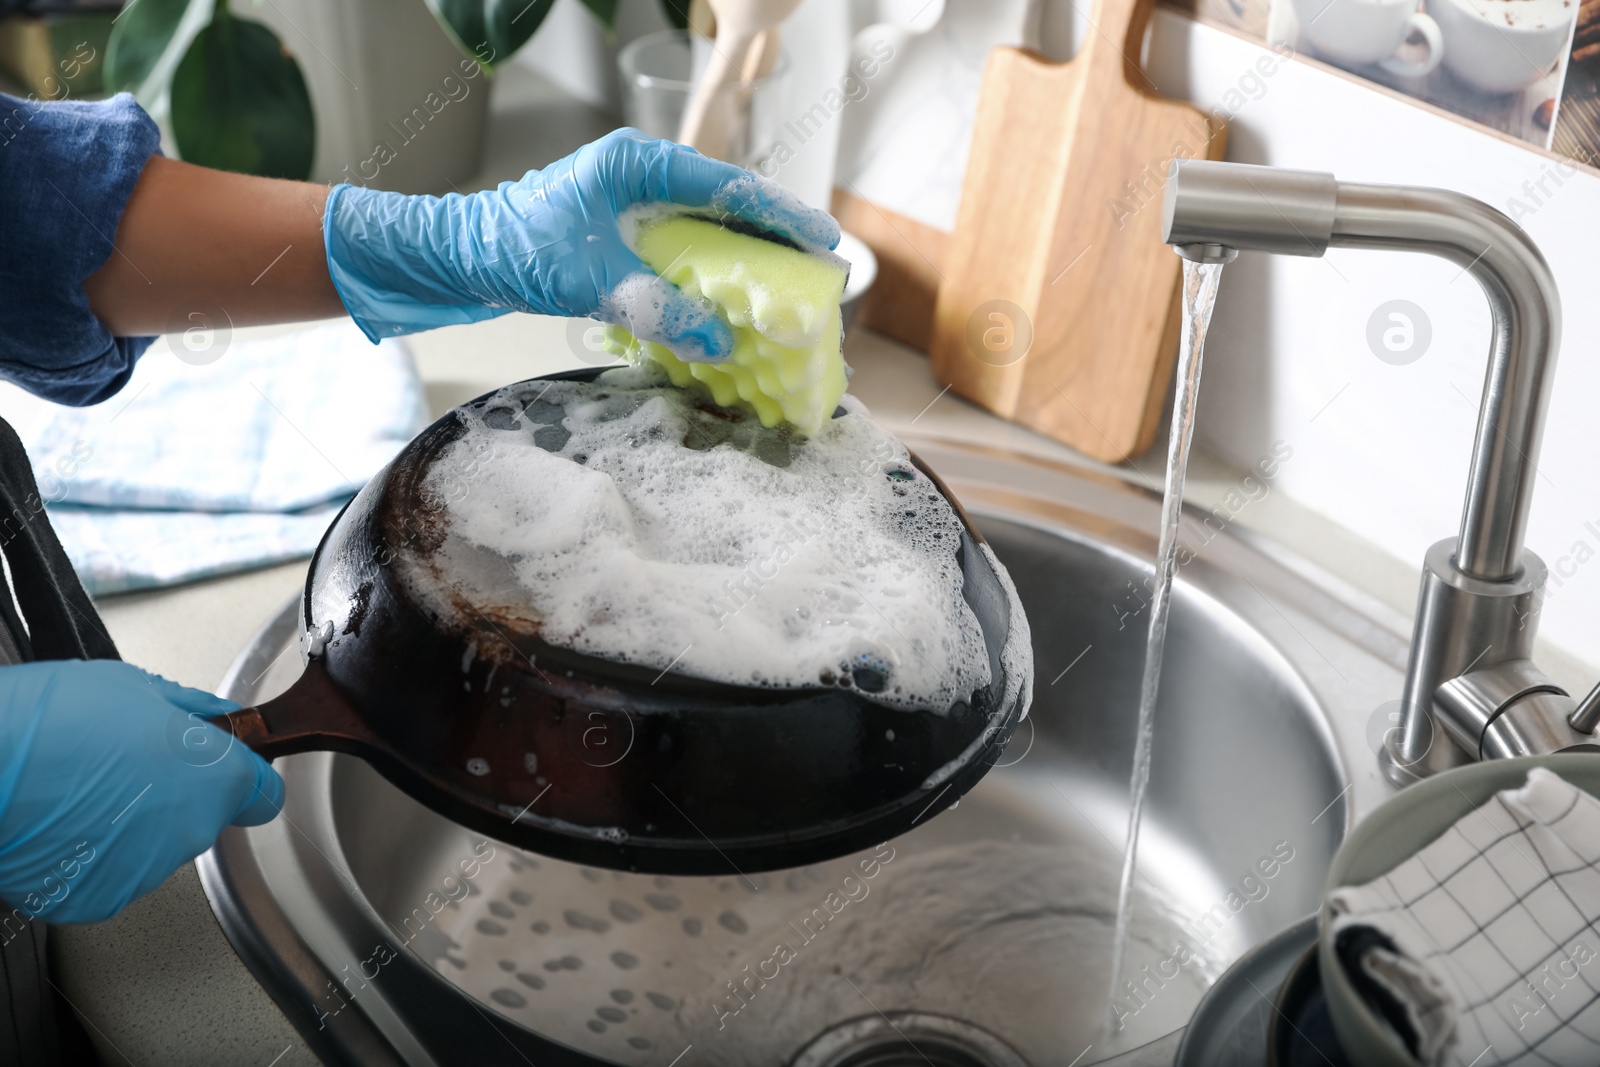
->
[602, 213, 850, 437]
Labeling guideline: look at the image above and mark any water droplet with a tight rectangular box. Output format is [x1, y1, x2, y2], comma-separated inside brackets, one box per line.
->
[490, 988, 527, 1009]
[510, 890, 533, 907]
[717, 911, 748, 935]
[646, 992, 676, 1011]
[610, 900, 643, 923]
[498, 960, 515, 972]
[587, 1019, 606, 1033]
[565, 910, 611, 933]
[515, 972, 545, 991]
[466, 757, 490, 777]
[628, 1037, 652, 1050]
[531, 921, 550, 934]
[682, 918, 702, 937]
[611, 989, 634, 1004]
[597, 1006, 626, 1023]
[611, 951, 640, 970]
[850, 654, 889, 693]
[644, 893, 681, 912]
[475, 920, 506, 936]
[488, 901, 514, 919]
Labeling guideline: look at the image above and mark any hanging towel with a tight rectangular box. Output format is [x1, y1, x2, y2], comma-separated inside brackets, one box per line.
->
[1329, 767, 1600, 1067]
[21, 321, 430, 595]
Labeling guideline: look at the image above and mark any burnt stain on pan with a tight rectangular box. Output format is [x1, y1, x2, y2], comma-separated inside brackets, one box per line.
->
[342, 578, 374, 638]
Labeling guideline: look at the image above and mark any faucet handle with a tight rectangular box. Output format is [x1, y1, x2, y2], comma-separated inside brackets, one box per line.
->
[1436, 660, 1600, 759]
[1569, 681, 1600, 735]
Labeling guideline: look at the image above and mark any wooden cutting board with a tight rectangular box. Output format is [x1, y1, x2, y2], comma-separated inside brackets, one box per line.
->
[927, 0, 1226, 463]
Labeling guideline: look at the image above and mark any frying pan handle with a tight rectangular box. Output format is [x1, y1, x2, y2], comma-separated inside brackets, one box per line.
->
[215, 660, 375, 761]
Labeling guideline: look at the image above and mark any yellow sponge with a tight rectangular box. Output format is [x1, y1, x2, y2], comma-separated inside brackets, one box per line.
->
[603, 214, 850, 437]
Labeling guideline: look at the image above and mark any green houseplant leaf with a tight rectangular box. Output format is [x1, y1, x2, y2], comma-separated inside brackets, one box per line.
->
[425, 0, 557, 70]
[579, 0, 619, 28]
[104, 0, 201, 94]
[658, 0, 690, 29]
[170, 5, 314, 180]
[579, 0, 620, 29]
[426, 0, 625, 70]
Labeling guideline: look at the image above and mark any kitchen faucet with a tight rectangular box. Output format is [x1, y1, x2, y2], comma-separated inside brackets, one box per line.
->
[1161, 158, 1600, 784]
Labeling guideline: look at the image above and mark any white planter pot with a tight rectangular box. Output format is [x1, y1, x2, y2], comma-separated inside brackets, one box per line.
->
[249, 0, 490, 192]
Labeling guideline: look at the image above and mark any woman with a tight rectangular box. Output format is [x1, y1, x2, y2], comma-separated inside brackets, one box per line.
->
[0, 88, 837, 1062]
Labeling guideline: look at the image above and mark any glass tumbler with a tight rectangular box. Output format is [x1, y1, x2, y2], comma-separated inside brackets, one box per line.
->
[617, 29, 791, 170]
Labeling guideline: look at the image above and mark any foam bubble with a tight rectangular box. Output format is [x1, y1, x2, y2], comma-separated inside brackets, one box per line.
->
[707, 175, 841, 255]
[407, 368, 1007, 712]
[598, 271, 727, 363]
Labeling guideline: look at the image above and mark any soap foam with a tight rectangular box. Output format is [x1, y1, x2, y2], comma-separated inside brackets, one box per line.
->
[706, 175, 842, 256]
[407, 368, 1006, 713]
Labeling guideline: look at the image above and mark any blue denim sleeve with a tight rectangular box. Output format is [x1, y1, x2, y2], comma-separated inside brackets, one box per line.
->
[0, 92, 161, 407]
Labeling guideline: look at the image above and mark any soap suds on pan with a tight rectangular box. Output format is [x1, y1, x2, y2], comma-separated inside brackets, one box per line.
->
[406, 368, 1013, 713]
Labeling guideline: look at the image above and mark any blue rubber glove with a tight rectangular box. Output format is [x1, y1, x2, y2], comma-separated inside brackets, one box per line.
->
[323, 127, 840, 362]
[0, 660, 284, 923]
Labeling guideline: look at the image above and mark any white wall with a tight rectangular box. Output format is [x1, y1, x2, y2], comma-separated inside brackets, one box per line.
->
[1140, 12, 1600, 673]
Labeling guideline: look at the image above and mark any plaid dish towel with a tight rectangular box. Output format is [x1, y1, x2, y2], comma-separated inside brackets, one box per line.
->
[1330, 768, 1600, 1067]
[22, 321, 430, 595]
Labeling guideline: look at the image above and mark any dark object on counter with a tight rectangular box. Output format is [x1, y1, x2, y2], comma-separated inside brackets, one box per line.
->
[0, 417, 117, 1067]
[1271, 939, 1353, 1067]
[1176, 914, 1351, 1067]
[0, 415, 115, 662]
[216, 369, 1027, 876]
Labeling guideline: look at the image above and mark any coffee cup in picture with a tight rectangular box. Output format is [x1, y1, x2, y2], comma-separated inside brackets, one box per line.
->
[1431, 0, 1576, 95]
[1290, 0, 1445, 77]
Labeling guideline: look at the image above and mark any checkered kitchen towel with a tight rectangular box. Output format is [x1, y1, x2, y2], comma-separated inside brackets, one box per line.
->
[1330, 768, 1600, 1067]
[22, 320, 430, 595]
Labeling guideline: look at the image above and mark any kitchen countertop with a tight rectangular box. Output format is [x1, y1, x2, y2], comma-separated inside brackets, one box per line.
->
[32, 62, 1527, 1067]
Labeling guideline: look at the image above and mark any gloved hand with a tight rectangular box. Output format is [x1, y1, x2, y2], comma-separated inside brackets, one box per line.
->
[323, 127, 840, 362]
[0, 660, 283, 923]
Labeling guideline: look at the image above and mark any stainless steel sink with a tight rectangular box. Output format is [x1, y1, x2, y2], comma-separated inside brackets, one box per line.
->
[199, 436, 1406, 1067]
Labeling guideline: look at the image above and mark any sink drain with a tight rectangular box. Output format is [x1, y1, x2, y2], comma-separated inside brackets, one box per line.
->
[790, 1013, 1030, 1067]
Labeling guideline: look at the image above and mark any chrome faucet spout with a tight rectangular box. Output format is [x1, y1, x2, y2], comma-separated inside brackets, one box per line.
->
[1161, 158, 1593, 781]
[1328, 185, 1559, 581]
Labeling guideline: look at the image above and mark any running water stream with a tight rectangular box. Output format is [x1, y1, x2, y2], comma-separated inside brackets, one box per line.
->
[1105, 257, 1229, 1027]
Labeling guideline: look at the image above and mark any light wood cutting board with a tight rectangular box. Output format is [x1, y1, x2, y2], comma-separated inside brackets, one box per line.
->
[927, 0, 1227, 463]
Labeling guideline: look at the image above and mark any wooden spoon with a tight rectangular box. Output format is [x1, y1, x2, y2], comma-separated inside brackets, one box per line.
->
[678, 0, 802, 160]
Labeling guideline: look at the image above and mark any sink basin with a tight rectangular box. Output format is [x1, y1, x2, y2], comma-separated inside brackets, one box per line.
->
[199, 436, 1406, 1067]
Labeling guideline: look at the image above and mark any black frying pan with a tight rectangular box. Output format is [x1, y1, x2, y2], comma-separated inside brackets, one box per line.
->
[220, 369, 1028, 875]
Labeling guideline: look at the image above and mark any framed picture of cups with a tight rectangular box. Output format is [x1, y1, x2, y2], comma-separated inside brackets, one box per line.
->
[1552, 0, 1600, 167]
[1175, 0, 1597, 165]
